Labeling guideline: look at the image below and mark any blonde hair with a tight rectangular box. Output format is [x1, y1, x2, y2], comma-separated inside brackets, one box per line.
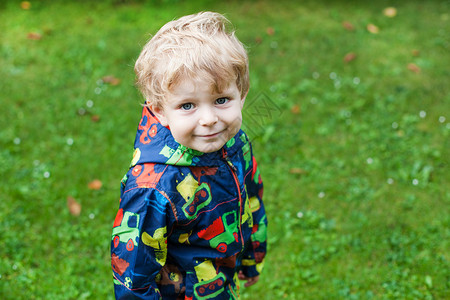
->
[135, 11, 249, 108]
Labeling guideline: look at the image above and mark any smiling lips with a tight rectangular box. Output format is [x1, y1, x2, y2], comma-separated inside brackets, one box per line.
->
[196, 129, 226, 138]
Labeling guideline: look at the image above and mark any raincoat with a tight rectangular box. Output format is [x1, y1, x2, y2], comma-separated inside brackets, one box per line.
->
[111, 106, 267, 299]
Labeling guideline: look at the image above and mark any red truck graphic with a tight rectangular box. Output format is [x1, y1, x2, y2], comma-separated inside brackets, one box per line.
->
[197, 211, 239, 253]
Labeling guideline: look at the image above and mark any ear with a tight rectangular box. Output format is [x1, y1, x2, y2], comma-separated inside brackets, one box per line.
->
[151, 105, 168, 127]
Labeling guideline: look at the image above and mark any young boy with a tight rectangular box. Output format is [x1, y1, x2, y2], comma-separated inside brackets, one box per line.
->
[111, 12, 267, 299]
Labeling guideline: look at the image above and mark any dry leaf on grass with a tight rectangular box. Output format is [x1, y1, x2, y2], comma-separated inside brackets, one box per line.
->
[91, 115, 101, 122]
[88, 179, 103, 190]
[383, 7, 397, 18]
[21, 1, 31, 10]
[27, 32, 42, 40]
[289, 168, 308, 175]
[407, 63, 421, 73]
[102, 75, 121, 86]
[367, 24, 379, 34]
[67, 196, 82, 216]
[344, 52, 357, 63]
[342, 21, 355, 31]
[291, 105, 301, 114]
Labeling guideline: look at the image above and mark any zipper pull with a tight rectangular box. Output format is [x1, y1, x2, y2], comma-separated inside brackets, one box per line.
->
[226, 158, 237, 172]
[222, 149, 237, 172]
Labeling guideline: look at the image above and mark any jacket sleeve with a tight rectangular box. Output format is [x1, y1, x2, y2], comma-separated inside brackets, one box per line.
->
[111, 186, 173, 299]
[241, 145, 267, 278]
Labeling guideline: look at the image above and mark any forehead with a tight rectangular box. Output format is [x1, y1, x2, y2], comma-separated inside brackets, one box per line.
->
[168, 74, 236, 97]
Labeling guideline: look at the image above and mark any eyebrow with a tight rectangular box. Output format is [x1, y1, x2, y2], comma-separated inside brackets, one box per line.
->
[214, 86, 236, 97]
[167, 82, 237, 104]
[169, 97, 195, 106]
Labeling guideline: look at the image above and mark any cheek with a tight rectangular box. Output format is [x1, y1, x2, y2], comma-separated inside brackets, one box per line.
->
[225, 115, 242, 137]
[228, 110, 243, 127]
[169, 121, 192, 140]
[223, 105, 241, 120]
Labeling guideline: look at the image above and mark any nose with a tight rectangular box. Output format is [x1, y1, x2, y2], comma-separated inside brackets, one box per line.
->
[198, 107, 218, 126]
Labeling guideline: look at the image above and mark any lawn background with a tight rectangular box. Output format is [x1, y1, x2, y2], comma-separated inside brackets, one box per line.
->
[0, 0, 449, 299]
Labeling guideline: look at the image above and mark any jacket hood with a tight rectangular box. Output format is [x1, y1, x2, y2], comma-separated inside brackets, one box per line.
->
[130, 106, 247, 167]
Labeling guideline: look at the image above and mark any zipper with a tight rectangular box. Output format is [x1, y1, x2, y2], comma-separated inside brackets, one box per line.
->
[222, 149, 245, 251]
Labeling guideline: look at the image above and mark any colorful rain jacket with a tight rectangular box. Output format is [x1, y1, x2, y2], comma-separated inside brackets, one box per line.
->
[111, 106, 267, 299]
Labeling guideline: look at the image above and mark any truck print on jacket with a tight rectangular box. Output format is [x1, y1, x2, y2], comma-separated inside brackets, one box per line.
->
[111, 107, 267, 299]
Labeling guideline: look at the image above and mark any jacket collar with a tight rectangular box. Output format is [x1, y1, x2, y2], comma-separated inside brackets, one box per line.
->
[130, 106, 246, 167]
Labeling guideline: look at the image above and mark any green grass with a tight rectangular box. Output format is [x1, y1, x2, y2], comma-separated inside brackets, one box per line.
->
[1, 0, 449, 299]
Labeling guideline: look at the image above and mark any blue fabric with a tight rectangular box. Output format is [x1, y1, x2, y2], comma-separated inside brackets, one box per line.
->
[111, 106, 267, 299]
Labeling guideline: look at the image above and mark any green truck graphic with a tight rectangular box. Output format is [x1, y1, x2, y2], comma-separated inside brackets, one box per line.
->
[112, 209, 140, 251]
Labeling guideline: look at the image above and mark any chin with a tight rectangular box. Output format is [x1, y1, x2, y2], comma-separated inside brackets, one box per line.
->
[195, 142, 225, 153]
[199, 145, 222, 153]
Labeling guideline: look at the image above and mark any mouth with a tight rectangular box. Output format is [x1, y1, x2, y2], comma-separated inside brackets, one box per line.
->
[196, 129, 226, 138]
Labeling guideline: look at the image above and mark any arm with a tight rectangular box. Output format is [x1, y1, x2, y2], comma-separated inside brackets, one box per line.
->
[241, 147, 268, 282]
[111, 188, 172, 299]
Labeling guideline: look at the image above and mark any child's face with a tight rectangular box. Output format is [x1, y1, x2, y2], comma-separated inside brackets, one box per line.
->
[153, 76, 246, 153]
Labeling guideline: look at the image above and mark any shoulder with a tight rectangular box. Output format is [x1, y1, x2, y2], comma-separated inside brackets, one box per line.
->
[122, 163, 190, 192]
[225, 130, 254, 171]
[120, 163, 192, 214]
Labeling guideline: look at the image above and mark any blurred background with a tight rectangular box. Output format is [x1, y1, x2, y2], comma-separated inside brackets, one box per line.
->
[0, 0, 448, 299]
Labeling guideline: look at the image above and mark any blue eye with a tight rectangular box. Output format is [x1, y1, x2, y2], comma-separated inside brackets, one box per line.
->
[180, 103, 194, 110]
[216, 97, 229, 105]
